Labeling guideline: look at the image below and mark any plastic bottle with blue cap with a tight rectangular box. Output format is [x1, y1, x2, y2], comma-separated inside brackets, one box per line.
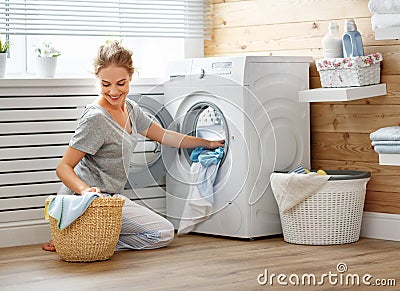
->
[342, 19, 364, 58]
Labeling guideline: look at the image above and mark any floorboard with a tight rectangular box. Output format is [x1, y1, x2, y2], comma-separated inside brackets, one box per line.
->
[0, 234, 399, 290]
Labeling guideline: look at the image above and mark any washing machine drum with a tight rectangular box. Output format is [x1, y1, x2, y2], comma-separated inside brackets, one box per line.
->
[126, 94, 173, 189]
[181, 101, 228, 165]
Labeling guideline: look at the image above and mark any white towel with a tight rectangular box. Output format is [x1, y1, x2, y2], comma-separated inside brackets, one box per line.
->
[368, 0, 400, 14]
[371, 14, 400, 31]
[177, 162, 219, 235]
[270, 172, 330, 214]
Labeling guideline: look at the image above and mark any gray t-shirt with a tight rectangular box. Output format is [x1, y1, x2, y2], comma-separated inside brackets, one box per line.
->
[57, 99, 152, 195]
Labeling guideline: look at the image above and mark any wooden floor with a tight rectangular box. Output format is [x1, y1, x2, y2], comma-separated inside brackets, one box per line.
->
[0, 234, 399, 291]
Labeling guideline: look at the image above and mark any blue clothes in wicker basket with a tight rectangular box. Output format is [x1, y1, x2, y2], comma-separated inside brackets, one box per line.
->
[46, 193, 101, 230]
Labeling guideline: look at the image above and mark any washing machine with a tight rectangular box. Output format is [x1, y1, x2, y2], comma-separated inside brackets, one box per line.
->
[124, 90, 174, 214]
[126, 92, 172, 189]
[164, 55, 312, 238]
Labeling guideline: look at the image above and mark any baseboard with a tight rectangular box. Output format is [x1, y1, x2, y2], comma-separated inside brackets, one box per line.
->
[0, 220, 51, 248]
[1, 212, 398, 248]
[361, 211, 400, 241]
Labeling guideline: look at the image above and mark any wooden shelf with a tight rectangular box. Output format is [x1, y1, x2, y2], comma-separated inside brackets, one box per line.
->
[298, 84, 387, 102]
[379, 154, 400, 166]
[375, 27, 400, 40]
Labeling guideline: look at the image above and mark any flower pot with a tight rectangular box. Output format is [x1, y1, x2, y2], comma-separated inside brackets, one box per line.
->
[0, 53, 7, 78]
[36, 57, 58, 78]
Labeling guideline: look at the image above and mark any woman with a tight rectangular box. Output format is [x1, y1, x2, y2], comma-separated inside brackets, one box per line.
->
[42, 41, 224, 251]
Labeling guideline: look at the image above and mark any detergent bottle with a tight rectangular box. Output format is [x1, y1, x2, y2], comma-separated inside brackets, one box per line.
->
[322, 22, 343, 58]
[342, 19, 364, 57]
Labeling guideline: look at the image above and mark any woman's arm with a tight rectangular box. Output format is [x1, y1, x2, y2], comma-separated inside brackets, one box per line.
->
[56, 146, 101, 194]
[141, 122, 225, 149]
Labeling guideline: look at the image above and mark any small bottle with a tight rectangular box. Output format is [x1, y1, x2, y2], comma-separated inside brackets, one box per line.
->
[322, 22, 343, 59]
[342, 19, 364, 58]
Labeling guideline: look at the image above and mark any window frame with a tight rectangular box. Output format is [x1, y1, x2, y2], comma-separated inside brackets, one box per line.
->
[1, 0, 207, 79]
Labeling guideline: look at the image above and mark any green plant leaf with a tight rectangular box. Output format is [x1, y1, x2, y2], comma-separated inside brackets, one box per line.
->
[0, 35, 11, 53]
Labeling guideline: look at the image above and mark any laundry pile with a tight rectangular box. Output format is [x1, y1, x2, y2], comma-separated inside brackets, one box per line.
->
[370, 126, 400, 154]
[288, 164, 328, 176]
[45, 192, 102, 229]
[177, 147, 224, 235]
[369, 0, 400, 31]
[270, 165, 330, 214]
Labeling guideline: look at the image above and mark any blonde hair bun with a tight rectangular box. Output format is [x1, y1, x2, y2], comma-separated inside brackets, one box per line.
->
[93, 40, 134, 77]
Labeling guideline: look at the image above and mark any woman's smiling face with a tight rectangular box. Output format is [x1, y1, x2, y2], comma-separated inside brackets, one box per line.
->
[98, 64, 131, 107]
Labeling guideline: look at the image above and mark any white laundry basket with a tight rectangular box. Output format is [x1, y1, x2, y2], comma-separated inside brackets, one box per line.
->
[278, 170, 370, 245]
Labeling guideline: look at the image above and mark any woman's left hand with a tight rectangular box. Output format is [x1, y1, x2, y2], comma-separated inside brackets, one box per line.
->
[205, 139, 225, 149]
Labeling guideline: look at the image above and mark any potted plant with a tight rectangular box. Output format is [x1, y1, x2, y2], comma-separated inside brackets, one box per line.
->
[35, 42, 61, 78]
[0, 34, 11, 78]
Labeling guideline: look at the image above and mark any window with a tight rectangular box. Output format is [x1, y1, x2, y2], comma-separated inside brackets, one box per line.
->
[1, 0, 210, 78]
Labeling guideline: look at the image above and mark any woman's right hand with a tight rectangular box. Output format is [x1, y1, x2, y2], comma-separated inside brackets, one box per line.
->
[205, 139, 225, 149]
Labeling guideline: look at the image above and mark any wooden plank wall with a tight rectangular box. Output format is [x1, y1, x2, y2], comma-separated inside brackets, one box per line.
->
[206, 0, 400, 214]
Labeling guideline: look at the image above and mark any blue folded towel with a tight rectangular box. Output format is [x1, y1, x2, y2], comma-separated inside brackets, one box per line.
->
[370, 126, 400, 141]
[190, 147, 224, 167]
[372, 140, 400, 146]
[48, 193, 101, 230]
[373, 145, 400, 154]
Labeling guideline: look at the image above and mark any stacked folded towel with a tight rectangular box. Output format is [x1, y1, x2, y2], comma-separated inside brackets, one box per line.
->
[368, 0, 400, 31]
[370, 126, 400, 154]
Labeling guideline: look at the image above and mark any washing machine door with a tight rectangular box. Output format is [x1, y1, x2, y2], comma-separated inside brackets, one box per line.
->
[126, 94, 174, 189]
[180, 100, 229, 165]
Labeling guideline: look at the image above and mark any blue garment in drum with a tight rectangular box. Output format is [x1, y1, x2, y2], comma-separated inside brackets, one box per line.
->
[190, 147, 224, 167]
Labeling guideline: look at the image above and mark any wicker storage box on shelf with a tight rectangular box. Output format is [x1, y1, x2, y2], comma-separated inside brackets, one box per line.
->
[316, 53, 382, 88]
[46, 196, 125, 262]
[277, 170, 370, 245]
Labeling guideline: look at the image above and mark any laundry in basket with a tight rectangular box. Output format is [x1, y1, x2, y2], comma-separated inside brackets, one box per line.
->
[270, 172, 329, 213]
[45, 195, 125, 262]
[270, 170, 370, 245]
[46, 193, 101, 229]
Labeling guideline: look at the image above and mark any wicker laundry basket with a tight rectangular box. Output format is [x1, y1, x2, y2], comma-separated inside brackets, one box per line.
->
[46, 196, 125, 262]
[316, 53, 382, 87]
[277, 170, 370, 245]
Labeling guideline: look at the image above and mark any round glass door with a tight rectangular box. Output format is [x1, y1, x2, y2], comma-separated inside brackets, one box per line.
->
[181, 102, 228, 165]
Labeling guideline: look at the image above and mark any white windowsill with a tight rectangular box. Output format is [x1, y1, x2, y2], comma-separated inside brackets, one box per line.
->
[0, 75, 164, 87]
[0, 76, 165, 95]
